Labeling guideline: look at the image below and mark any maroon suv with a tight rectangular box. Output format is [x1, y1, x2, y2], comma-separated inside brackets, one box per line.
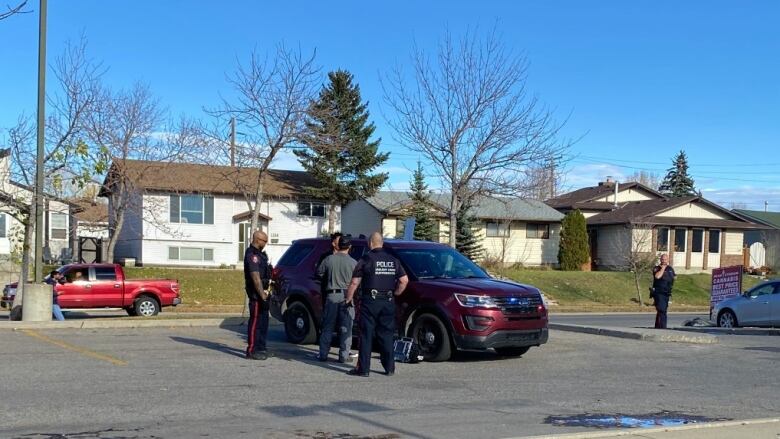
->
[269, 238, 548, 361]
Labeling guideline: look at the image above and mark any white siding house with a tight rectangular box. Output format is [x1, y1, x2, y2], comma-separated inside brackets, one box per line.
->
[103, 160, 339, 267]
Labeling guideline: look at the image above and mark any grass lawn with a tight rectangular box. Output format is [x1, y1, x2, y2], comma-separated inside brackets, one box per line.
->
[122, 267, 246, 310]
[40, 265, 765, 313]
[502, 268, 763, 311]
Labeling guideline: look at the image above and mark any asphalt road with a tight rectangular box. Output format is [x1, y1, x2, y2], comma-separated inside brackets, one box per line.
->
[2, 322, 779, 439]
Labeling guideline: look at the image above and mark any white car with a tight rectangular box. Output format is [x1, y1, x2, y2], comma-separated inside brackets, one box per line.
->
[711, 280, 780, 328]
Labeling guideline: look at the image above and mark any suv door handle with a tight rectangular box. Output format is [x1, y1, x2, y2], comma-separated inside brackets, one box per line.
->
[84, 284, 91, 289]
[114, 284, 121, 288]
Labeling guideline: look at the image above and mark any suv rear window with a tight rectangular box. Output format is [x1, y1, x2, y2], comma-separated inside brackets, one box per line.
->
[277, 243, 315, 267]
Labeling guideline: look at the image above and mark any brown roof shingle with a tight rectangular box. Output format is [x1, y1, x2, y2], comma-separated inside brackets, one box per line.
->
[101, 160, 321, 200]
[546, 181, 662, 209]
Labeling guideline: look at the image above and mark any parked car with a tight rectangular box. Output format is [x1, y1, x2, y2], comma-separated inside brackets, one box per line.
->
[0, 263, 181, 317]
[270, 238, 548, 361]
[712, 279, 780, 328]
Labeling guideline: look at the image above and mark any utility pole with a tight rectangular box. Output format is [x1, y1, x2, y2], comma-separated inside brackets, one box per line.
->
[33, 0, 47, 283]
[766, 201, 769, 213]
[230, 117, 236, 167]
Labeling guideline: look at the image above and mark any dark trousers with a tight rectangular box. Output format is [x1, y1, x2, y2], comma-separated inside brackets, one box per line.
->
[356, 296, 396, 374]
[654, 293, 669, 329]
[247, 298, 269, 356]
[318, 292, 354, 361]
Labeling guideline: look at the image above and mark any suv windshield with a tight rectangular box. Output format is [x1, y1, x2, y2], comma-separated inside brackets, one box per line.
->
[394, 247, 489, 280]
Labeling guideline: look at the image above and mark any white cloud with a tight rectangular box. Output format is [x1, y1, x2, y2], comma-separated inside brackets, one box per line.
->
[271, 149, 304, 171]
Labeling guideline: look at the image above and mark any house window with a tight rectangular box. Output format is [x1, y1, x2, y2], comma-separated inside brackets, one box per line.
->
[709, 230, 721, 253]
[691, 229, 704, 253]
[486, 222, 510, 237]
[0, 213, 6, 238]
[396, 219, 406, 238]
[50, 213, 68, 239]
[297, 202, 325, 218]
[656, 227, 670, 252]
[526, 223, 549, 239]
[169, 195, 214, 224]
[673, 228, 686, 252]
[168, 246, 214, 262]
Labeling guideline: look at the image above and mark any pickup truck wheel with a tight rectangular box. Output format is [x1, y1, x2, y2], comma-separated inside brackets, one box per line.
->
[284, 301, 316, 344]
[125, 307, 137, 316]
[409, 313, 452, 362]
[134, 296, 159, 317]
[495, 346, 531, 357]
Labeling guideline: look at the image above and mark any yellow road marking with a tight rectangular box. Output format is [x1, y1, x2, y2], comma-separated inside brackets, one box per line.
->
[19, 329, 128, 366]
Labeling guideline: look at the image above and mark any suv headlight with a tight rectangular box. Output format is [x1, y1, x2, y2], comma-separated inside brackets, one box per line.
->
[454, 293, 499, 308]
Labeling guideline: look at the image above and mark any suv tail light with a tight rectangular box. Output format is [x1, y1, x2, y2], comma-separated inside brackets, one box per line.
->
[171, 283, 180, 295]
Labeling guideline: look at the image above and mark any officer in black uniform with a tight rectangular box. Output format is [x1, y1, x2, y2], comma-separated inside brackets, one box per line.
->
[651, 253, 676, 329]
[244, 230, 273, 360]
[345, 232, 409, 377]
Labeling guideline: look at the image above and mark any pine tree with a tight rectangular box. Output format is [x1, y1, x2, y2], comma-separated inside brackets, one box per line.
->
[658, 150, 697, 197]
[456, 197, 482, 260]
[407, 162, 438, 241]
[558, 209, 589, 271]
[295, 70, 389, 233]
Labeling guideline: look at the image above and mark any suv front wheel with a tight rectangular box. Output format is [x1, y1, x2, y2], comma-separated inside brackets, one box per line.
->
[284, 301, 316, 344]
[409, 313, 452, 362]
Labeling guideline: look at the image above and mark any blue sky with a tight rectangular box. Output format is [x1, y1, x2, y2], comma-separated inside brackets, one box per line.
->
[1, 1, 779, 209]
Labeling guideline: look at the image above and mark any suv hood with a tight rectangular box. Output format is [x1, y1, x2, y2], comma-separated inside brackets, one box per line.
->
[414, 277, 540, 297]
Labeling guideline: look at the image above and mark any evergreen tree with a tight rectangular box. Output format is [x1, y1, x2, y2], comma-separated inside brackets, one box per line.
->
[456, 197, 482, 260]
[407, 162, 438, 241]
[558, 209, 589, 271]
[658, 150, 697, 197]
[295, 70, 389, 233]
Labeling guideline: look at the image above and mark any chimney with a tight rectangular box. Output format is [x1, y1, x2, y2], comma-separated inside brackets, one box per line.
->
[614, 180, 619, 208]
[598, 176, 615, 187]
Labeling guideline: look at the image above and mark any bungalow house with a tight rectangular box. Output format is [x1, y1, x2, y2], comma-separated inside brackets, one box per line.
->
[0, 149, 74, 263]
[342, 191, 563, 266]
[546, 180, 763, 272]
[100, 159, 339, 266]
[733, 209, 780, 272]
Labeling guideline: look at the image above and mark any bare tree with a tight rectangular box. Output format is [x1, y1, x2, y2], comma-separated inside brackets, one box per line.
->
[0, 0, 29, 21]
[206, 44, 319, 234]
[86, 82, 195, 262]
[626, 170, 661, 190]
[2, 37, 100, 309]
[383, 29, 570, 247]
[612, 223, 657, 306]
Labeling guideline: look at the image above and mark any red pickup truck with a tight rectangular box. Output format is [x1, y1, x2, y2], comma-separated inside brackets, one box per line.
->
[1, 263, 181, 317]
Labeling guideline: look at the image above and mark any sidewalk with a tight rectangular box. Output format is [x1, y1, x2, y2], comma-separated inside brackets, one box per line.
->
[513, 418, 780, 439]
[549, 323, 719, 344]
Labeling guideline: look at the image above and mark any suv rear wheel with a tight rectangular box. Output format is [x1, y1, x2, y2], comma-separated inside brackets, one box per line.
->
[284, 301, 316, 344]
[409, 313, 452, 362]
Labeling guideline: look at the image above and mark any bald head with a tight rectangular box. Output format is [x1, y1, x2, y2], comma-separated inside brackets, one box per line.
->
[369, 232, 383, 250]
[252, 230, 268, 249]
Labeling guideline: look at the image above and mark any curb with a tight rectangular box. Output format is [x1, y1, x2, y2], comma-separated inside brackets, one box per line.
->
[0, 317, 247, 330]
[671, 326, 780, 336]
[549, 323, 718, 344]
[505, 417, 780, 439]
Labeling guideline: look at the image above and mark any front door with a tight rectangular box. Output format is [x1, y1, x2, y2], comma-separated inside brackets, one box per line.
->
[56, 266, 92, 308]
[237, 223, 252, 263]
[673, 228, 687, 268]
[690, 229, 704, 269]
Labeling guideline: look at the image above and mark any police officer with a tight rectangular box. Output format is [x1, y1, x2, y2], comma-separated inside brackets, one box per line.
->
[651, 253, 676, 329]
[244, 230, 273, 360]
[345, 232, 409, 377]
[314, 235, 357, 363]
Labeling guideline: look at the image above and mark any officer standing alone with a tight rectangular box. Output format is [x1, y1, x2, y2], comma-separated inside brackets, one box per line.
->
[345, 232, 408, 377]
[244, 230, 273, 360]
[314, 235, 357, 363]
[651, 253, 676, 329]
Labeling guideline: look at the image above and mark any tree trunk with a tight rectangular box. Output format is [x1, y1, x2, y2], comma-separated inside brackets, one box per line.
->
[106, 191, 126, 264]
[250, 177, 264, 234]
[327, 202, 336, 235]
[449, 192, 457, 248]
[633, 270, 644, 307]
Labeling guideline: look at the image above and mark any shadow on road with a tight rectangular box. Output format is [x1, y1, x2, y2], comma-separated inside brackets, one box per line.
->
[170, 336, 246, 358]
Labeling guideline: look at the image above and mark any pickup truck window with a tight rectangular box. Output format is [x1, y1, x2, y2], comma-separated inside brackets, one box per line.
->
[94, 266, 117, 281]
[65, 267, 89, 283]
